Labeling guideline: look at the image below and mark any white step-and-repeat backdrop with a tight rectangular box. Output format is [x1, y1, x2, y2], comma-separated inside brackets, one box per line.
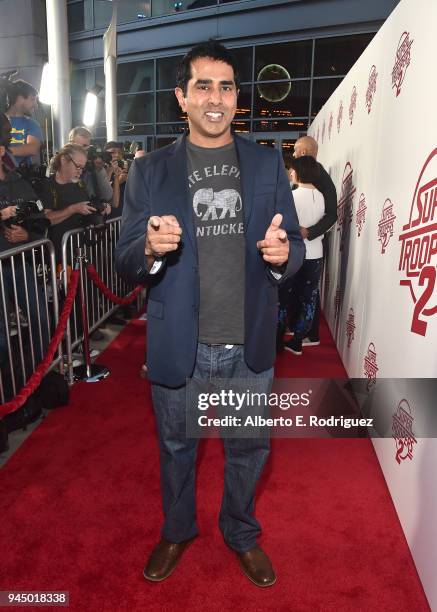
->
[308, 0, 436, 605]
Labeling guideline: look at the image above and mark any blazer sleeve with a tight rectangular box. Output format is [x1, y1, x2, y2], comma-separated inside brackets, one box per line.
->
[272, 149, 305, 279]
[115, 158, 162, 284]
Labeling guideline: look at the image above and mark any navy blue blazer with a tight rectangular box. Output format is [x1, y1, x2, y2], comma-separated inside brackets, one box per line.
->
[115, 133, 304, 387]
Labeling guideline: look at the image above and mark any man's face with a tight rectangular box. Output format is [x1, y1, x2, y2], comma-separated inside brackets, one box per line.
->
[73, 134, 91, 148]
[293, 140, 306, 158]
[20, 94, 37, 115]
[64, 151, 87, 183]
[175, 57, 238, 147]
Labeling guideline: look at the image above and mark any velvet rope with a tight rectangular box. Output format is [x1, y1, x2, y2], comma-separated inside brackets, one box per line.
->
[0, 270, 80, 418]
[86, 264, 142, 305]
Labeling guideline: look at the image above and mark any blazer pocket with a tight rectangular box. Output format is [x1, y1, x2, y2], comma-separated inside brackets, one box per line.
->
[147, 298, 164, 319]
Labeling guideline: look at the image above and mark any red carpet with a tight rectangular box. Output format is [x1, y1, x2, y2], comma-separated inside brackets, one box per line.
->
[0, 319, 429, 611]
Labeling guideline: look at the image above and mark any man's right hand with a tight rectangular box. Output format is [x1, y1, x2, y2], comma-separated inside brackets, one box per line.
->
[73, 202, 97, 215]
[145, 215, 182, 258]
[0, 205, 17, 220]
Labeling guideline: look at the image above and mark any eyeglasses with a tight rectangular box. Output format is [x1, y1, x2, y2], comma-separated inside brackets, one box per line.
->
[67, 155, 85, 171]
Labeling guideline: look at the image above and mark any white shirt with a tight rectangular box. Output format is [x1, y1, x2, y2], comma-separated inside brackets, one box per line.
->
[292, 186, 325, 259]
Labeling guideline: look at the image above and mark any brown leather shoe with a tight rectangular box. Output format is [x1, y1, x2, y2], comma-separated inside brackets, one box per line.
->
[143, 537, 196, 582]
[235, 545, 276, 587]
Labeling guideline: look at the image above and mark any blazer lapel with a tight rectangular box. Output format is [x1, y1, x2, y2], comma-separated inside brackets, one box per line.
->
[166, 134, 197, 255]
[234, 134, 255, 230]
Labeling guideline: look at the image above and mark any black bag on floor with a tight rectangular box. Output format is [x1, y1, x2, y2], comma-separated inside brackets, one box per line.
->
[3, 395, 43, 433]
[34, 371, 69, 410]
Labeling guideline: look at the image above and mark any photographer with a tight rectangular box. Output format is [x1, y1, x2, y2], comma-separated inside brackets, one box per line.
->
[68, 127, 112, 204]
[0, 118, 49, 367]
[4, 80, 43, 167]
[103, 141, 128, 216]
[42, 143, 111, 264]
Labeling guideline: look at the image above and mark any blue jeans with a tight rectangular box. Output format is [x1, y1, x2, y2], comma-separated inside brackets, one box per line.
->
[151, 343, 273, 553]
[285, 258, 323, 340]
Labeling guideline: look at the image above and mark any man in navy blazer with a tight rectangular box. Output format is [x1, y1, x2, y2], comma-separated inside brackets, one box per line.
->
[115, 41, 304, 587]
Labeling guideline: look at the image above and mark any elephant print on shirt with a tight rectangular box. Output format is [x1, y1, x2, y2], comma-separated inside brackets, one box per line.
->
[193, 188, 242, 221]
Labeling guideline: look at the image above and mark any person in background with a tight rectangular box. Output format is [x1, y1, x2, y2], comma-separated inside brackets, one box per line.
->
[104, 141, 128, 216]
[0, 113, 17, 170]
[42, 144, 100, 264]
[5, 80, 42, 167]
[0, 126, 49, 366]
[291, 135, 337, 346]
[283, 155, 325, 355]
[68, 126, 113, 205]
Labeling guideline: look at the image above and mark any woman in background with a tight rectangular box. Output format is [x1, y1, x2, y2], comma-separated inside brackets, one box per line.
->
[283, 155, 325, 355]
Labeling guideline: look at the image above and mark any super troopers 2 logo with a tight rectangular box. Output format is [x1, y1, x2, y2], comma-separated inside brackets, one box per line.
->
[398, 148, 437, 336]
[365, 65, 378, 114]
[392, 399, 417, 464]
[337, 162, 355, 250]
[328, 112, 333, 140]
[349, 86, 357, 125]
[378, 198, 396, 254]
[356, 193, 366, 237]
[346, 308, 355, 347]
[334, 286, 343, 320]
[363, 342, 378, 391]
[392, 32, 414, 97]
[337, 100, 343, 133]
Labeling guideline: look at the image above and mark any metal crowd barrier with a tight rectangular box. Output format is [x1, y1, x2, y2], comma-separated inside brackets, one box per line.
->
[61, 216, 142, 384]
[0, 239, 60, 405]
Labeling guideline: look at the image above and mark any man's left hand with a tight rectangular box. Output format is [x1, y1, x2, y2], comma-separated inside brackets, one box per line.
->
[257, 213, 289, 266]
[103, 203, 112, 215]
[300, 226, 309, 239]
[4, 224, 29, 243]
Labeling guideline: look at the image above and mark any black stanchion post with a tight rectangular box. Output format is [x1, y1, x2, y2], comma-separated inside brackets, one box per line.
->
[73, 246, 110, 382]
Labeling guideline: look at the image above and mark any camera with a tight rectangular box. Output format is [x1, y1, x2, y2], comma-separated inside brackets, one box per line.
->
[0, 198, 50, 235]
[16, 164, 48, 197]
[81, 196, 107, 229]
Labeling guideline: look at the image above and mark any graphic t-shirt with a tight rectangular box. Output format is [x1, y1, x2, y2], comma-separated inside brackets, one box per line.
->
[8, 115, 43, 166]
[186, 140, 245, 345]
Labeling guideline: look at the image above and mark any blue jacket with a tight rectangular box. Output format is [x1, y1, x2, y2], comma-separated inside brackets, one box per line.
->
[115, 133, 305, 387]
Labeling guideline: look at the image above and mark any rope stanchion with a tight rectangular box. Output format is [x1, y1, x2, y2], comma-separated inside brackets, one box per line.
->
[0, 270, 80, 418]
[86, 264, 142, 305]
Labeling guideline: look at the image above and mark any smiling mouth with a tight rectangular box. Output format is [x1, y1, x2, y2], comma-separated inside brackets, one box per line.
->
[205, 111, 224, 122]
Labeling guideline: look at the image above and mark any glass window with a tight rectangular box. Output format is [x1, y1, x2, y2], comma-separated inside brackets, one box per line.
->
[252, 119, 308, 132]
[314, 33, 375, 76]
[118, 93, 154, 124]
[157, 91, 185, 122]
[311, 78, 343, 116]
[185, 0, 217, 11]
[235, 85, 251, 119]
[156, 137, 178, 149]
[254, 80, 310, 119]
[231, 121, 250, 134]
[255, 41, 312, 80]
[117, 61, 154, 94]
[157, 56, 184, 90]
[231, 47, 253, 83]
[152, 0, 209, 17]
[70, 70, 86, 100]
[94, 0, 150, 29]
[157, 124, 186, 135]
[67, 1, 84, 33]
[121, 124, 155, 135]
